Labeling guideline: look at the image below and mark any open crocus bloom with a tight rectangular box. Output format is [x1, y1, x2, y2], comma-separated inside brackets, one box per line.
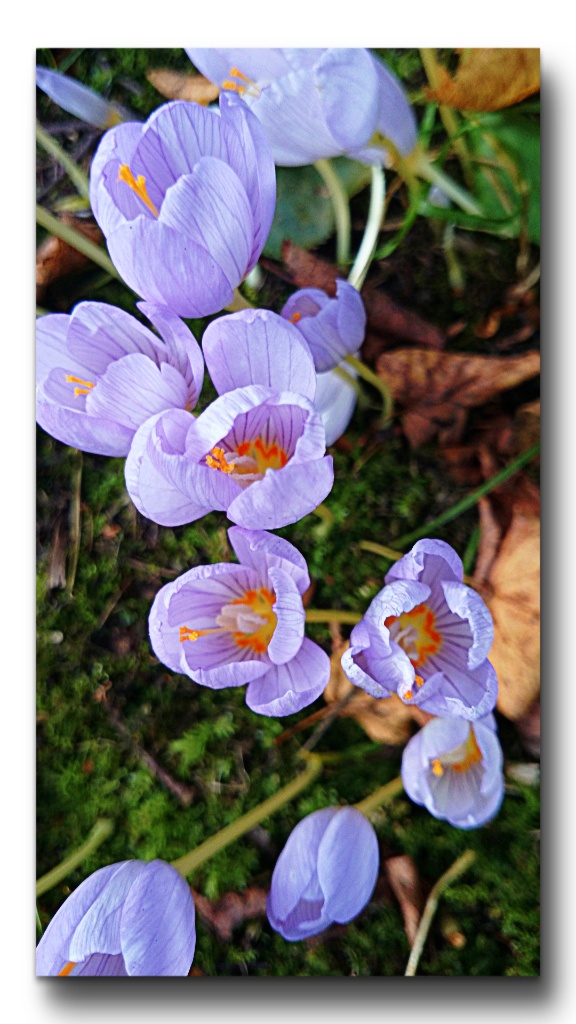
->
[36, 301, 204, 457]
[401, 714, 505, 829]
[36, 860, 196, 976]
[125, 309, 333, 529]
[149, 526, 330, 716]
[89, 96, 276, 317]
[341, 539, 498, 720]
[186, 48, 418, 167]
[267, 807, 379, 940]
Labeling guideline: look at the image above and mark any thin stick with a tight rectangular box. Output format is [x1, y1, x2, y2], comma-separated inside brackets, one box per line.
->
[36, 204, 121, 280]
[36, 819, 114, 897]
[314, 159, 351, 268]
[36, 121, 90, 198]
[419, 50, 474, 189]
[405, 849, 476, 976]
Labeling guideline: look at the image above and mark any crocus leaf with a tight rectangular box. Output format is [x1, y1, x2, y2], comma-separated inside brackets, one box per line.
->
[424, 49, 540, 112]
[263, 158, 371, 260]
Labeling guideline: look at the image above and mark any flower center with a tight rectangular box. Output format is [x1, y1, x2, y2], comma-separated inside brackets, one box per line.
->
[221, 67, 260, 98]
[65, 374, 95, 398]
[384, 603, 442, 669]
[288, 311, 301, 324]
[179, 586, 277, 655]
[118, 164, 159, 217]
[205, 438, 288, 478]
[430, 726, 483, 778]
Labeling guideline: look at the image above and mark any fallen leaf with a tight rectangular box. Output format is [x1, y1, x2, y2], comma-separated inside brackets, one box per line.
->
[514, 399, 540, 452]
[146, 69, 219, 105]
[385, 855, 425, 947]
[424, 49, 540, 112]
[486, 497, 540, 720]
[376, 348, 540, 446]
[191, 887, 268, 942]
[36, 215, 104, 303]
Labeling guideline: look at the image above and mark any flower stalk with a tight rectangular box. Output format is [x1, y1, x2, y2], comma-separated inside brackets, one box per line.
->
[305, 608, 362, 625]
[314, 159, 352, 268]
[36, 121, 90, 199]
[36, 819, 115, 898]
[36, 204, 121, 280]
[354, 775, 404, 817]
[348, 164, 386, 290]
[405, 849, 476, 976]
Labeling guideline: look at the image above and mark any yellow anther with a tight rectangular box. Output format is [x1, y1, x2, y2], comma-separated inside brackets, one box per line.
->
[431, 758, 444, 777]
[66, 374, 95, 398]
[230, 67, 251, 83]
[222, 68, 260, 98]
[206, 447, 233, 473]
[404, 690, 413, 701]
[118, 164, 159, 217]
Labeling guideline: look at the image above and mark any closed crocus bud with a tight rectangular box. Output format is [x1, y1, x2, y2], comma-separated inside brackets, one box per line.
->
[36, 66, 126, 128]
[267, 807, 379, 940]
[186, 48, 418, 167]
[88, 96, 276, 318]
[401, 715, 505, 829]
[36, 860, 196, 976]
[281, 280, 366, 373]
[36, 300, 204, 457]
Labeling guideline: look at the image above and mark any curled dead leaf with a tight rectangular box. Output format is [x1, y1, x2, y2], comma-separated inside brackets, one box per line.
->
[191, 887, 267, 942]
[424, 49, 540, 112]
[146, 69, 219, 105]
[384, 855, 424, 947]
[36, 215, 104, 303]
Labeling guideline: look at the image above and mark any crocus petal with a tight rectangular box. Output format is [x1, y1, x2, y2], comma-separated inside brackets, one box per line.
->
[266, 566, 305, 666]
[228, 526, 310, 595]
[89, 122, 144, 235]
[36, 399, 134, 457]
[85, 354, 189, 430]
[69, 953, 128, 975]
[244, 69, 338, 166]
[342, 618, 413, 699]
[36, 313, 81, 381]
[137, 301, 204, 403]
[227, 455, 333, 530]
[314, 364, 359, 445]
[67, 862, 144, 963]
[441, 581, 494, 669]
[119, 861, 196, 976]
[282, 281, 365, 373]
[267, 808, 339, 927]
[317, 808, 379, 922]
[36, 66, 122, 129]
[246, 637, 329, 716]
[106, 219, 234, 318]
[186, 48, 294, 85]
[202, 309, 316, 401]
[315, 49, 380, 152]
[385, 539, 464, 587]
[400, 659, 498, 721]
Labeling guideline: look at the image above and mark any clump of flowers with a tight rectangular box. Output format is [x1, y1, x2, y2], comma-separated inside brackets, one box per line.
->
[36, 860, 196, 976]
[89, 96, 276, 317]
[401, 714, 505, 829]
[341, 539, 498, 720]
[267, 807, 379, 940]
[36, 300, 204, 456]
[149, 526, 330, 716]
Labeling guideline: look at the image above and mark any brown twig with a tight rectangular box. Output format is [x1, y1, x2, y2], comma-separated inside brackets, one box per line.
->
[106, 705, 195, 808]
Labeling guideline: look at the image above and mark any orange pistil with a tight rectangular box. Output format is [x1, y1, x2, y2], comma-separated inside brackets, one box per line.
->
[237, 438, 288, 473]
[179, 587, 277, 656]
[57, 961, 77, 976]
[65, 374, 95, 398]
[384, 604, 442, 669]
[118, 164, 159, 217]
[205, 447, 233, 473]
[289, 311, 302, 324]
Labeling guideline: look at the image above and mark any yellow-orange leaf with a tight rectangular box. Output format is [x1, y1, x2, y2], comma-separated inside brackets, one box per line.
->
[425, 49, 540, 112]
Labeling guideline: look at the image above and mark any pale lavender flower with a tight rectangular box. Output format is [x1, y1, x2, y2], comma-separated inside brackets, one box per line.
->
[36, 66, 125, 128]
[401, 714, 505, 829]
[89, 97, 276, 317]
[267, 807, 379, 940]
[281, 280, 366, 373]
[125, 309, 333, 530]
[341, 539, 498, 720]
[36, 860, 196, 976]
[186, 48, 418, 167]
[36, 301, 204, 457]
[149, 526, 330, 716]
[313, 363, 359, 446]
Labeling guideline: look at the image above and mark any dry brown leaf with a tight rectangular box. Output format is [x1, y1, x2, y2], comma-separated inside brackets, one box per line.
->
[514, 399, 540, 453]
[424, 49, 540, 112]
[377, 348, 540, 447]
[324, 639, 419, 745]
[486, 498, 540, 720]
[514, 699, 540, 759]
[191, 887, 267, 942]
[146, 69, 219, 105]
[384, 855, 425, 947]
[36, 216, 104, 303]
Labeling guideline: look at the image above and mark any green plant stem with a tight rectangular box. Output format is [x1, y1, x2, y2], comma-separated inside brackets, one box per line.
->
[348, 164, 386, 290]
[358, 540, 402, 562]
[392, 442, 540, 550]
[405, 850, 476, 976]
[36, 906, 43, 937]
[418, 49, 474, 188]
[355, 775, 404, 817]
[416, 154, 482, 216]
[66, 449, 82, 597]
[36, 819, 115, 898]
[36, 205, 122, 280]
[36, 121, 90, 198]
[314, 159, 351, 268]
[305, 609, 362, 625]
[344, 354, 393, 425]
[171, 754, 323, 879]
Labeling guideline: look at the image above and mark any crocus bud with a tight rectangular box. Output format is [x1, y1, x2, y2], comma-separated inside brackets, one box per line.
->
[281, 280, 366, 373]
[267, 807, 379, 940]
[36, 860, 196, 975]
[36, 66, 125, 128]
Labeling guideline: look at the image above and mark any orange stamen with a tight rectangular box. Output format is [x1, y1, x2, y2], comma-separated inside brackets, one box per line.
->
[431, 759, 444, 777]
[451, 728, 483, 774]
[118, 164, 159, 217]
[66, 373, 95, 398]
[206, 447, 233, 473]
[289, 311, 301, 324]
[404, 690, 413, 701]
[222, 68, 260, 98]
[57, 961, 77, 976]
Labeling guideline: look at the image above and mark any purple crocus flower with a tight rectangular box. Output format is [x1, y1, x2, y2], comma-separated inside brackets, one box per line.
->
[186, 48, 418, 167]
[36, 66, 126, 128]
[149, 525, 330, 716]
[89, 96, 276, 317]
[125, 309, 334, 530]
[267, 807, 379, 940]
[341, 539, 498, 720]
[401, 714, 505, 829]
[314, 364, 359, 446]
[36, 300, 204, 457]
[281, 280, 366, 373]
[36, 859, 196, 976]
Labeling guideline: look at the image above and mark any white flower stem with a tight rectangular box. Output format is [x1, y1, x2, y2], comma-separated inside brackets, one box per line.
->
[347, 164, 386, 291]
[416, 154, 482, 216]
[314, 159, 351, 268]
